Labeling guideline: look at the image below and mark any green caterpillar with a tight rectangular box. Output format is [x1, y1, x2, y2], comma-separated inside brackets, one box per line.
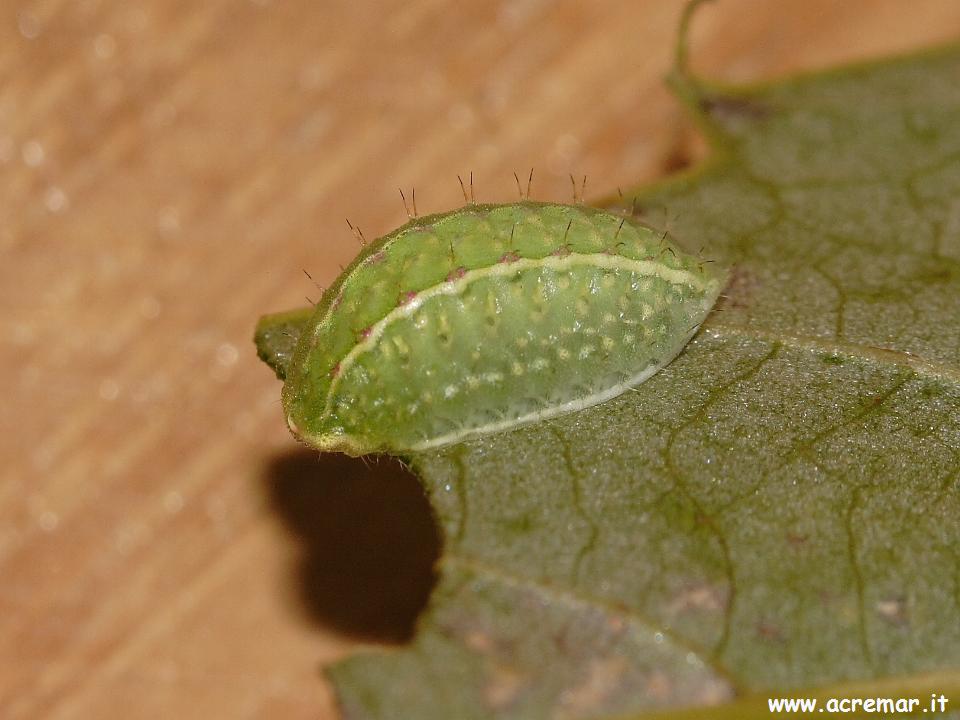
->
[255, 201, 726, 456]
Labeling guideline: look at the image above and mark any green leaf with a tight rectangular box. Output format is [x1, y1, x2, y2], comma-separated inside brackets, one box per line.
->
[258, 12, 960, 720]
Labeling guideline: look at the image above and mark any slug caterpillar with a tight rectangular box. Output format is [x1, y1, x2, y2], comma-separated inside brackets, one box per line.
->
[259, 201, 726, 456]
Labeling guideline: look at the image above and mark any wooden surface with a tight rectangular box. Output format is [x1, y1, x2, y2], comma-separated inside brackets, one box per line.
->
[4, 2, 960, 718]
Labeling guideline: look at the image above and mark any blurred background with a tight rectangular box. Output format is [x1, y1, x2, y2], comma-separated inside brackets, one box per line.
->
[4, 1, 960, 718]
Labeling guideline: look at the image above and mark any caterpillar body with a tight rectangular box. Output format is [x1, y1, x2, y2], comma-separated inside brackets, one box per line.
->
[275, 201, 726, 456]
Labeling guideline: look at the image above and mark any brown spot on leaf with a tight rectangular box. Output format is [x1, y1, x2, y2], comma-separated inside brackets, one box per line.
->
[716, 265, 759, 311]
[606, 615, 627, 634]
[818, 589, 838, 607]
[701, 94, 772, 123]
[695, 510, 718, 529]
[667, 582, 728, 616]
[484, 664, 527, 711]
[786, 531, 808, 548]
[644, 670, 673, 702]
[465, 630, 494, 653]
[757, 619, 784, 643]
[557, 656, 628, 719]
[697, 678, 736, 705]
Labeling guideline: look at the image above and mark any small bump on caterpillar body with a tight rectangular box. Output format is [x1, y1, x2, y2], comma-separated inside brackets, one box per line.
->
[275, 201, 727, 456]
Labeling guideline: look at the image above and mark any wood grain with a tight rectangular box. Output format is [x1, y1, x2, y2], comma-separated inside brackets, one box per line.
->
[4, 2, 960, 718]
